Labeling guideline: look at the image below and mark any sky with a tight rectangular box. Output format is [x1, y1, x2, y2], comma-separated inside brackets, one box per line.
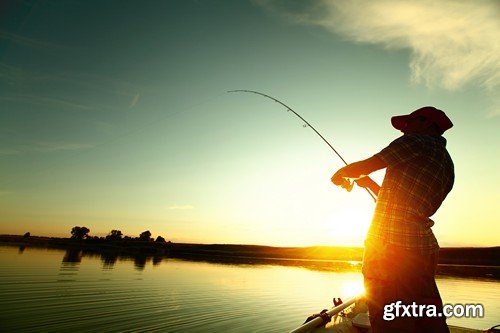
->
[0, 0, 499, 247]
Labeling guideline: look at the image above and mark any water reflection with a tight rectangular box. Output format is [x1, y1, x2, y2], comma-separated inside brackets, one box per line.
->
[0, 245, 498, 332]
[134, 255, 147, 270]
[46, 248, 499, 279]
[153, 255, 163, 266]
[50, 247, 363, 273]
[100, 252, 118, 269]
[56, 249, 165, 271]
[62, 249, 82, 264]
[59, 249, 82, 282]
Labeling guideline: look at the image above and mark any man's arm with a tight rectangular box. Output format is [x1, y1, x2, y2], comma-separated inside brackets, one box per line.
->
[355, 176, 381, 196]
[331, 155, 386, 195]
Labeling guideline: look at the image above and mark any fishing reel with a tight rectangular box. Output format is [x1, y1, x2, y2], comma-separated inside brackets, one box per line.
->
[340, 178, 354, 192]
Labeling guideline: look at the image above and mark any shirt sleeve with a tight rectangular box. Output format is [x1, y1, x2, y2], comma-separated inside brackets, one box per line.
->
[374, 135, 424, 167]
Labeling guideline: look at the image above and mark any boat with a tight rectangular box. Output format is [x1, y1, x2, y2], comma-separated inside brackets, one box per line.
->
[289, 295, 499, 333]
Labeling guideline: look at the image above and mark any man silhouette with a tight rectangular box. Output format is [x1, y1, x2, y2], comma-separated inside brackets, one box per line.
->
[331, 106, 454, 332]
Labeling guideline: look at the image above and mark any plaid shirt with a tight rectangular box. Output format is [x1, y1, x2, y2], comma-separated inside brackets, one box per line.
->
[366, 134, 454, 254]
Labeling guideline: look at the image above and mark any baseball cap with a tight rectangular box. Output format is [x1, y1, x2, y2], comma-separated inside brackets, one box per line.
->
[391, 106, 453, 133]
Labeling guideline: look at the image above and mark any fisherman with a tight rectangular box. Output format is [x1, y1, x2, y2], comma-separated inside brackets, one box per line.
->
[331, 106, 454, 333]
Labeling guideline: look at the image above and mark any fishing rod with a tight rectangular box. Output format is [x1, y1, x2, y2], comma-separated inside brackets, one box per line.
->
[288, 294, 361, 333]
[227, 89, 376, 202]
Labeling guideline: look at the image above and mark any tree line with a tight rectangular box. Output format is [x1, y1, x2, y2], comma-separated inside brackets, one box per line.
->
[70, 226, 167, 243]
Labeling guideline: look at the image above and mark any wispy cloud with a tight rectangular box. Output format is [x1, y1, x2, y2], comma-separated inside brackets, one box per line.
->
[0, 149, 22, 156]
[32, 71, 142, 100]
[129, 93, 141, 108]
[0, 142, 93, 155]
[0, 93, 94, 111]
[30, 142, 94, 153]
[0, 62, 26, 85]
[0, 63, 142, 111]
[0, 30, 64, 49]
[168, 205, 195, 210]
[256, 0, 500, 114]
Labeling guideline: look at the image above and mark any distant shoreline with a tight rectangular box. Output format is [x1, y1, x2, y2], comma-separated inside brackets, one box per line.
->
[1, 234, 498, 279]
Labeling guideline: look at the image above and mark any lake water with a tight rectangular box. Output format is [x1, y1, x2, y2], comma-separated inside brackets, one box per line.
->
[0, 245, 498, 332]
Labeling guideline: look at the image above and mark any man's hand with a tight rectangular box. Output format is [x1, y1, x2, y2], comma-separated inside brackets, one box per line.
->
[331, 167, 354, 191]
[331, 156, 386, 191]
[355, 176, 380, 196]
[331, 167, 347, 186]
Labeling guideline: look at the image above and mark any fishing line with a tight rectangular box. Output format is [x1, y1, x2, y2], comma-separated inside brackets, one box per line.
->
[228, 89, 376, 202]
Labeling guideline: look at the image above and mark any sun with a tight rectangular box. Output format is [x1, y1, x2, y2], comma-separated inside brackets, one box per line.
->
[320, 203, 373, 247]
[341, 280, 365, 298]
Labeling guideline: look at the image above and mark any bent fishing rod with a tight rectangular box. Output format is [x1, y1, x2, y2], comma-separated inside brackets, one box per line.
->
[227, 89, 376, 202]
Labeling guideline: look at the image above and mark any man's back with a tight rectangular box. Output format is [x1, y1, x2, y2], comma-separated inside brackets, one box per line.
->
[367, 134, 454, 253]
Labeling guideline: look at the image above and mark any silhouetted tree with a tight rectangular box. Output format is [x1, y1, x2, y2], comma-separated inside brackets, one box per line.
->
[106, 229, 123, 241]
[139, 230, 152, 241]
[23, 232, 30, 238]
[155, 236, 166, 243]
[70, 226, 90, 240]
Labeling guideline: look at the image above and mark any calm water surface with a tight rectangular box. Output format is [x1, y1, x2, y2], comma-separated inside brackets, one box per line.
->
[0, 246, 498, 332]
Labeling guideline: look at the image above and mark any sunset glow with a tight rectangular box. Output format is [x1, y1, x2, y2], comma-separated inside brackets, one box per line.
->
[0, 1, 498, 248]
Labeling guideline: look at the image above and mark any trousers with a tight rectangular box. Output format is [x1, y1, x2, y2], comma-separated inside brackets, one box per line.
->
[362, 241, 449, 333]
